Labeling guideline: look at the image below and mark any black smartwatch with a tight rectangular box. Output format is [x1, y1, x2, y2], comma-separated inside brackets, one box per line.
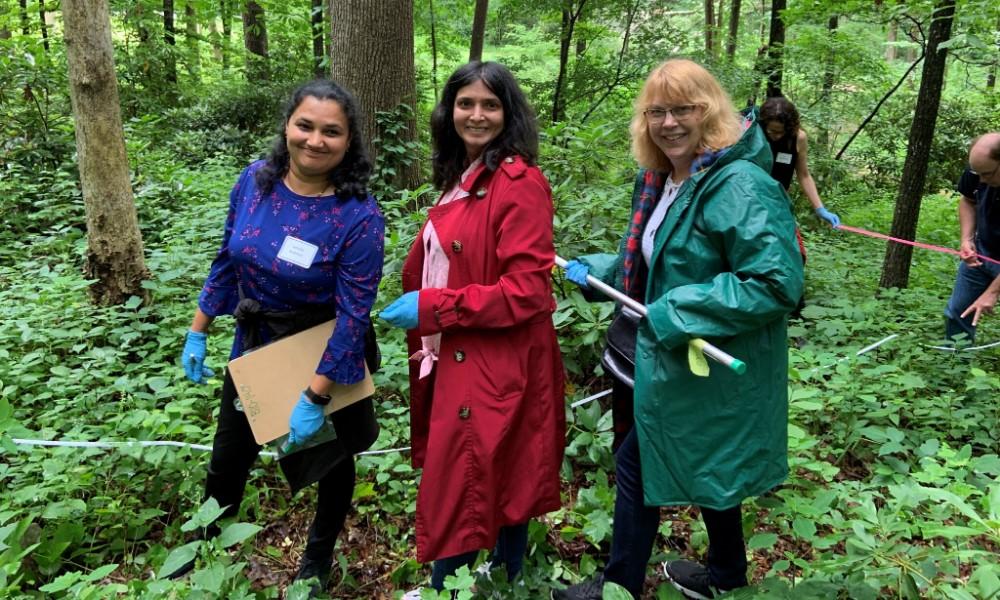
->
[303, 387, 332, 406]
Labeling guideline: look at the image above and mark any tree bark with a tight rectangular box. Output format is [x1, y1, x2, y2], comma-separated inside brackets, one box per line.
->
[60, 0, 150, 306]
[765, 0, 786, 98]
[725, 0, 740, 60]
[311, 0, 324, 77]
[243, 0, 268, 80]
[220, 0, 231, 70]
[704, 0, 714, 56]
[329, 0, 418, 189]
[879, 0, 956, 290]
[19, 0, 29, 35]
[163, 0, 177, 84]
[552, 0, 585, 123]
[818, 14, 837, 149]
[469, 0, 488, 62]
[886, 18, 897, 61]
[39, 0, 50, 51]
[429, 0, 439, 101]
[185, 1, 199, 80]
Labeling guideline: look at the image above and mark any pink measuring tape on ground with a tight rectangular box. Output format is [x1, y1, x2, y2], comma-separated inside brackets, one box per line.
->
[835, 224, 1000, 267]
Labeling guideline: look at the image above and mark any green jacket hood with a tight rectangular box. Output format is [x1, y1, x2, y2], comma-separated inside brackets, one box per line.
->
[710, 111, 773, 175]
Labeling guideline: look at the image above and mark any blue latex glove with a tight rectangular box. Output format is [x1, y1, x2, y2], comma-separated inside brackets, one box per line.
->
[815, 206, 841, 228]
[181, 330, 215, 384]
[565, 260, 591, 289]
[288, 392, 326, 446]
[380, 291, 420, 329]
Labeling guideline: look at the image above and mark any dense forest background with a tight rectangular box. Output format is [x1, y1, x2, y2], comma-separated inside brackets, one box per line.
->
[1, 0, 999, 598]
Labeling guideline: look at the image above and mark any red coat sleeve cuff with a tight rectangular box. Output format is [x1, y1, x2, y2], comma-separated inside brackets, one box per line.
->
[417, 288, 460, 335]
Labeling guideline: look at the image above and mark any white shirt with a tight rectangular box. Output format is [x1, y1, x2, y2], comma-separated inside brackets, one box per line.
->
[641, 176, 683, 264]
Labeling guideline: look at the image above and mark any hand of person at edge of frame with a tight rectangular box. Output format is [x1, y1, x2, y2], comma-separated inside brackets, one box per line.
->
[960, 289, 999, 327]
[287, 392, 326, 446]
[565, 260, 591, 289]
[959, 239, 983, 267]
[181, 330, 215, 384]
[814, 206, 841, 229]
[380, 291, 420, 330]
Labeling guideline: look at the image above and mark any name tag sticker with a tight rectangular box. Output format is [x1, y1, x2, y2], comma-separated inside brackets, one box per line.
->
[277, 236, 319, 268]
[776, 152, 793, 165]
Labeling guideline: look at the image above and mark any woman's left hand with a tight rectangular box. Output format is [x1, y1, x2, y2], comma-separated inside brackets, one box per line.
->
[380, 291, 420, 329]
[288, 392, 326, 445]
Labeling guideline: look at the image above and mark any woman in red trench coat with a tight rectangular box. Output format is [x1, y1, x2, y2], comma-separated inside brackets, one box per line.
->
[381, 61, 566, 594]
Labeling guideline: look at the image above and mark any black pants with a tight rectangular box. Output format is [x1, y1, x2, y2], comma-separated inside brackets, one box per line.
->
[205, 370, 356, 563]
[603, 428, 748, 597]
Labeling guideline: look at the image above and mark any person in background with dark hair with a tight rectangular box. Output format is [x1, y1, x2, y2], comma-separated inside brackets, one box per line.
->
[758, 96, 840, 228]
[380, 61, 565, 597]
[173, 79, 384, 598]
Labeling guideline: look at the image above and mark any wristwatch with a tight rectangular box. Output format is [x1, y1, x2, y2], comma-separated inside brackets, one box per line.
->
[303, 387, 332, 406]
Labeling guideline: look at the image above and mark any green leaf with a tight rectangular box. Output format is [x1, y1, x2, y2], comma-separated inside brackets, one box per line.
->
[124, 296, 143, 309]
[85, 563, 119, 582]
[603, 580, 635, 599]
[218, 522, 261, 548]
[190, 563, 226, 593]
[38, 571, 82, 593]
[748, 532, 778, 550]
[900, 572, 920, 600]
[182, 497, 226, 532]
[158, 541, 201, 579]
[792, 518, 817, 540]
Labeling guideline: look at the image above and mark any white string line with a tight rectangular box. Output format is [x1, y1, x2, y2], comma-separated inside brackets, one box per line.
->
[809, 334, 899, 372]
[10, 438, 409, 459]
[923, 338, 1000, 352]
[570, 388, 613, 408]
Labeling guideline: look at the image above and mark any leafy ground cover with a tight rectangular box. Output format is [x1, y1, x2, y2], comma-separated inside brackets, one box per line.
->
[2, 114, 999, 600]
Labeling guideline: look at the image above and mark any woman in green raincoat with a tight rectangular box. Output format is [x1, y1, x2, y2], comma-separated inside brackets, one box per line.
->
[553, 59, 803, 600]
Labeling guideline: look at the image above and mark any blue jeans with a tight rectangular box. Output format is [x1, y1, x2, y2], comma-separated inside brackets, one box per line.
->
[944, 251, 1000, 342]
[603, 428, 747, 597]
[429, 523, 529, 590]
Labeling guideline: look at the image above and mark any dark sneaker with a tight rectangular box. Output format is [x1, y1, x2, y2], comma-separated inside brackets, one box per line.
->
[551, 575, 604, 600]
[663, 560, 732, 599]
[294, 555, 332, 599]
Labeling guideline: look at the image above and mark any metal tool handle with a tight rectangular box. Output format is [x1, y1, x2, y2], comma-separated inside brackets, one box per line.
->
[555, 255, 746, 375]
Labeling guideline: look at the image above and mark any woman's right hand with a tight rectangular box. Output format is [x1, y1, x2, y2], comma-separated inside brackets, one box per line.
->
[565, 260, 591, 289]
[181, 330, 214, 384]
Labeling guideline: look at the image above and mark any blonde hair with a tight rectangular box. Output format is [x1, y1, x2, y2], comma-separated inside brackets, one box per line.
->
[630, 59, 743, 172]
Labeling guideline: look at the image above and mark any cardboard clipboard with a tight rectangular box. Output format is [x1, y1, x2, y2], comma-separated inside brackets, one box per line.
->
[227, 319, 375, 445]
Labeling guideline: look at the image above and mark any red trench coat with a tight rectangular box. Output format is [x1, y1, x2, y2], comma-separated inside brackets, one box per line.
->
[401, 155, 566, 563]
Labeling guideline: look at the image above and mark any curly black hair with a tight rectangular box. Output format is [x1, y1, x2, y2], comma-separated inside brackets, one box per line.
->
[255, 79, 372, 200]
[759, 96, 800, 143]
[430, 61, 538, 190]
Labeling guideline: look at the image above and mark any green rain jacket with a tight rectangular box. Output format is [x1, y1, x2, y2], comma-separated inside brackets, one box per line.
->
[581, 118, 804, 510]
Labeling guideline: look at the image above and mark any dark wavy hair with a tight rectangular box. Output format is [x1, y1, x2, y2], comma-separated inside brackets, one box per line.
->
[255, 79, 372, 200]
[759, 96, 800, 143]
[430, 61, 538, 190]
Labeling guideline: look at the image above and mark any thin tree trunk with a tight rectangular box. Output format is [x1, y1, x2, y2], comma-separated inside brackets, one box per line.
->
[989, 14, 999, 89]
[580, 0, 640, 123]
[704, 0, 714, 56]
[220, 0, 231, 70]
[18, 0, 29, 35]
[61, 0, 150, 306]
[552, 0, 585, 123]
[164, 0, 177, 84]
[765, 0, 786, 98]
[469, 0, 488, 62]
[185, 1, 199, 80]
[818, 15, 837, 149]
[242, 0, 268, 80]
[879, 0, 956, 290]
[725, 0, 740, 61]
[886, 18, 897, 61]
[716, 0, 724, 54]
[311, 0, 324, 77]
[38, 0, 50, 51]
[429, 0, 439, 101]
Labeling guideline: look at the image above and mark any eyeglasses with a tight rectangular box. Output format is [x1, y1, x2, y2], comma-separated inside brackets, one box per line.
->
[643, 105, 700, 123]
[970, 162, 1000, 179]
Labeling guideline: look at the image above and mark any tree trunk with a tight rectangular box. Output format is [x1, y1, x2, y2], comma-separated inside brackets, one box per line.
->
[311, 0, 324, 77]
[163, 0, 177, 84]
[329, 0, 418, 189]
[469, 0, 488, 62]
[765, 0, 786, 98]
[18, 0, 29, 35]
[716, 0, 724, 53]
[429, 0, 439, 101]
[552, 0, 585, 123]
[185, 1, 199, 80]
[38, 0, 50, 51]
[60, 0, 150, 306]
[989, 14, 999, 89]
[703, 0, 714, 56]
[879, 0, 956, 290]
[886, 18, 897, 61]
[220, 0, 231, 70]
[725, 0, 740, 60]
[242, 0, 268, 80]
[818, 15, 837, 149]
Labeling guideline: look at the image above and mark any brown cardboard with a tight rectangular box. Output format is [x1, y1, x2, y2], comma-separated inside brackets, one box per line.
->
[226, 320, 375, 444]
